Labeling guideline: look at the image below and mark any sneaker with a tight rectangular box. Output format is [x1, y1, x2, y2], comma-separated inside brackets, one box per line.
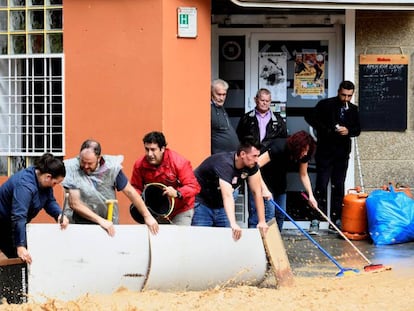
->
[335, 219, 342, 230]
[308, 219, 320, 235]
[328, 224, 337, 234]
[328, 219, 341, 234]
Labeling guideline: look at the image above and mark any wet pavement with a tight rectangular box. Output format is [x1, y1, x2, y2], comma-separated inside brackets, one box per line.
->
[281, 229, 414, 278]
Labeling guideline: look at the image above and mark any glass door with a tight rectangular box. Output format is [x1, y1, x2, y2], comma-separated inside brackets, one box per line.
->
[248, 29, 343, 229]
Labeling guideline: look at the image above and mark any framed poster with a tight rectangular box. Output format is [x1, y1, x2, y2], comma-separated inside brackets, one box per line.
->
[258, 52, 287, 102]
[293, 52, 325, 96]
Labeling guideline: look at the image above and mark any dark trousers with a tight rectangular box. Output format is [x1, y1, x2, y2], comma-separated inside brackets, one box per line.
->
[0, 221, 17, 258]
[314, 148, 349, 223]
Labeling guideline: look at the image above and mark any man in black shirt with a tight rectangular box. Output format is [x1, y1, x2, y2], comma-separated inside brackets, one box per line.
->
[192, 136, 268, 241]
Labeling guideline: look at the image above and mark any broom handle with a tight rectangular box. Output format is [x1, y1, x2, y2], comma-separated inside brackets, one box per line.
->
[355, 137, 365, 193]
[269, 199, 345, 271]
[301, 192, 372, 265]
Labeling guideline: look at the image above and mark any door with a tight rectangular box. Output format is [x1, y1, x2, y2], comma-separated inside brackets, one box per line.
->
[248, 29, 343, 229]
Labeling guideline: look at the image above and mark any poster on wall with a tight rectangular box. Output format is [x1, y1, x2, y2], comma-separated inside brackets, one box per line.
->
[258, 52, 287, 102]
[293, 52, 325, 96]
[271, 103, 286, 119]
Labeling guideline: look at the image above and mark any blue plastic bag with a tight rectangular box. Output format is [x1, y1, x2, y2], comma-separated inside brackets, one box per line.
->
[366, 187, 414, 245]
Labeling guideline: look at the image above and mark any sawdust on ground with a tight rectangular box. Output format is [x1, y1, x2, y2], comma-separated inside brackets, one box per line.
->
[0, 268, 413, 311]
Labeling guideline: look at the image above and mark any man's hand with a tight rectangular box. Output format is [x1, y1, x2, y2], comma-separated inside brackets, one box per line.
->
[17, 246, 32, 264]
[336, 125, 349, 136]
[144, 214, 159, 235]
[257, 221, 269, 236]
[163, 186, 179, 198]
[97, 218, 116, 237]
[230, 222, 242, 241]
[262, 187, 273, 201]
[58, 214, 69, 229]
[307, 196, 318, 209]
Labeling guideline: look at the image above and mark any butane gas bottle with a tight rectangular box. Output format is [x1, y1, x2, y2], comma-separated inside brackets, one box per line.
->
[341, 187, 368, 240]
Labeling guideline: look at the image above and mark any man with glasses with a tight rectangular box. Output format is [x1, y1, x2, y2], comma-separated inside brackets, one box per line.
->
[305, 80, 361, 232]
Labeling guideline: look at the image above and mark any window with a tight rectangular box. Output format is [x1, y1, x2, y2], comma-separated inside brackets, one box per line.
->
[0, 0, 63, 175]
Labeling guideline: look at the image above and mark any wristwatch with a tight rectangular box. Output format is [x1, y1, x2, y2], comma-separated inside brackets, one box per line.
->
[176, 191, 183, 199]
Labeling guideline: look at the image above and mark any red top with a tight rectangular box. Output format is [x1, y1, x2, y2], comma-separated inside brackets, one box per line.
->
[131, 148, 200, 218]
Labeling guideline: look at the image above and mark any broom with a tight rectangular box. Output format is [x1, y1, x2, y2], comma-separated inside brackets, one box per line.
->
[301, 192, 391, 273]
[269, 199, 359, 277]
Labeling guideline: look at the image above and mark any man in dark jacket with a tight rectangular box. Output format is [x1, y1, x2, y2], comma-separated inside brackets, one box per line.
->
[211, 79, 239, 154]
[305, 80, 361, 230]
[236, 88, 287, 229]
[236, 88, 287, 150]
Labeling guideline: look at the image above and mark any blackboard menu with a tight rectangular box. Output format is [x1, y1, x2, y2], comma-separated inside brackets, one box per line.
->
[359, 54, 408, 131]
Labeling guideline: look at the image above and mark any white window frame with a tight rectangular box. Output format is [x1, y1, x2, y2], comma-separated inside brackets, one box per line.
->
[0, 1, 64, 176]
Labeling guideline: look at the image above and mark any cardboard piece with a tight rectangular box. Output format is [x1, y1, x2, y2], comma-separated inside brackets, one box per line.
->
[260, 218, 294, 287]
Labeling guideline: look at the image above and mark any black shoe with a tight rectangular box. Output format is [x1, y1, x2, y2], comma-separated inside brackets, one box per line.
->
[328, 224, 337, 234]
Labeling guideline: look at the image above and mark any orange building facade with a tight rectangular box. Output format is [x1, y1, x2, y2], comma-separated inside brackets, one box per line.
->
[32, 0, 212, 223]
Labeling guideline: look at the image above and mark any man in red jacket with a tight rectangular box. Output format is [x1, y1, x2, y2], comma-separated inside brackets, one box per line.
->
[131, 131, 201, 225]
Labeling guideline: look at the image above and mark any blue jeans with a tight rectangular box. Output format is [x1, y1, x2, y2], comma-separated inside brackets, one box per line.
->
[273, 193, 287, 231]
[191, 202, 230, 227]
[248, 192, 286, 231]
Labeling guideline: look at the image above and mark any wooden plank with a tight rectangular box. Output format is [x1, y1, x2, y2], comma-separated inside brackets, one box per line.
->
[0, 251, 23, 266]
[145, 226, 268, 291]
[260, 218, 294, 287]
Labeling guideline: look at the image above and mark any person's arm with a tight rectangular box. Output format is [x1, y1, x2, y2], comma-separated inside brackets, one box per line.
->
[12, 185, 33, 263]
[247, 171, 269, 234]
[299, 162, 317, 209]
[130, 159, 144, 195]
[258, 150, 271, 168]
[305, 101, 334, 135]
[122, 182, 159, 235]
[257, 151, 273, 200]
[258, 170, 272, 200]
[219, 178, 242, 241]
[170, 157, 201, 199]
[67, 188, 116, 236]
[43, 188, 69, 229]
[346, 105, 361, 137]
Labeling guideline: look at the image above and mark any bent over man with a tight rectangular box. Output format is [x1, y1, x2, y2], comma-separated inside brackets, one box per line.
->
[62, 139, 159, 236]
[192, 136, 268, 241]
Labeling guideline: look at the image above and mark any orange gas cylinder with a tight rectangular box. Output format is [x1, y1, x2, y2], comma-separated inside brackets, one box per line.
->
[341, 188, 369, 240]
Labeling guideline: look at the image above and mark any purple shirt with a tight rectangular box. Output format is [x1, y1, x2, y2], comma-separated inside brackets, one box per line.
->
[255, 110, 271, 142]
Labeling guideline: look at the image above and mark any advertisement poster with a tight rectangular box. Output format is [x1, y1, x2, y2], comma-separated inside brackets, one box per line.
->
[258, 52, 287, 102]
[294, 52, 325, 96]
